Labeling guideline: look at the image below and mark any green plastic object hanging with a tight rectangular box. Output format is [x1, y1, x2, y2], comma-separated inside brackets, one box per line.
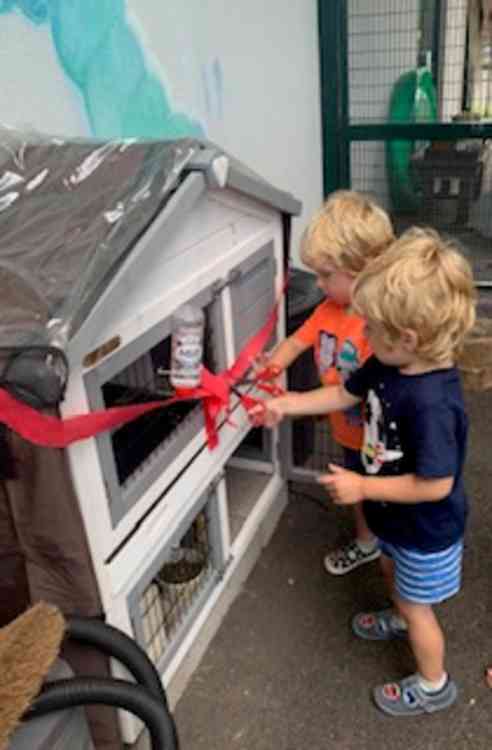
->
[386, 68, 438, 213]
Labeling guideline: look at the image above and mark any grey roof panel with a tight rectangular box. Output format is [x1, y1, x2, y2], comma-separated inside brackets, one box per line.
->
[0, 128, 300, 349]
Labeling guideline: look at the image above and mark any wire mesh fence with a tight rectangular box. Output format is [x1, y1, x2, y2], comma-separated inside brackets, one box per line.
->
[347, 0, 469, 124]
[348, 0, 423, 124]
[350, 137, 492, 275]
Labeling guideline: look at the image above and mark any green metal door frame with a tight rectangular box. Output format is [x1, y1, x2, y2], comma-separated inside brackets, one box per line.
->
[318, 0, 492, 196]
[318, 0, 350, 195]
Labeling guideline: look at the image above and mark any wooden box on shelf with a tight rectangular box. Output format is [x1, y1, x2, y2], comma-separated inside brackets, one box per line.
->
[458, 318, 492, 391]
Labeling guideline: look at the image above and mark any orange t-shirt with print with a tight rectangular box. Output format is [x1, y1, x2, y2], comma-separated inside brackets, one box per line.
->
[294, 300, 372, 451]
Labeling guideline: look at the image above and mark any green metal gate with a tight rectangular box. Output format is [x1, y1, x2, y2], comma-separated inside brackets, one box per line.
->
[286, 0, 492, 482]
[318, 0, 492, 288]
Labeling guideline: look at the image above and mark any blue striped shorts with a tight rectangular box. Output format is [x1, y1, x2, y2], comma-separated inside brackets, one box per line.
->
[379, 539, 464, 604]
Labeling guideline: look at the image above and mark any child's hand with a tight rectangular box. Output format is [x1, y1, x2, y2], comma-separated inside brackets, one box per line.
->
[251, 352, 271, 371]
[248, 397, 286, 428]
[317, 463, 365, 505]
[250, 352, 282, 382]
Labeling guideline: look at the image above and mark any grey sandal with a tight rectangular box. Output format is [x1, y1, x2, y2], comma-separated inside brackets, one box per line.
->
[373, 674, 458, 716]
[352, 609, 408, 641]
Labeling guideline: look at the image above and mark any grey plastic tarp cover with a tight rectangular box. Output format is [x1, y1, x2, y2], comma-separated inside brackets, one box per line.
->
[0, 126, 201, 349]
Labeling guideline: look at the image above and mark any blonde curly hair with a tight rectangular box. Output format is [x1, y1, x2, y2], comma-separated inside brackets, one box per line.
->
[352, 227, 477, 364]
[300, 190, 395, 275]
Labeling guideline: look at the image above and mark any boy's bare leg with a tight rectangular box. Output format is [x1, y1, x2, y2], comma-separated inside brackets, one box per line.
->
[355, 555, 446, 682]
[395, 597, 445, 682]
[353, 501, 375, 543]
[355, 554, 456, 714]
[379, 552, 396, 599]
[371, 596, 456, 715]
[351, 555, 407, 639]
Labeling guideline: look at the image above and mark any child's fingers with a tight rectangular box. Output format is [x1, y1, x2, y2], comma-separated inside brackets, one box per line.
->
[248, 413, 265, 427]
[316, 464, 344, 485]
[248, 404, 263, 416]
[256, 365, 282, 382]
[247, 406, 266, 426]
[328, 463, 345, 474]
[316, 473, 336, 486]
[250, 353, 270, 372]
[251, 416, 265, 427]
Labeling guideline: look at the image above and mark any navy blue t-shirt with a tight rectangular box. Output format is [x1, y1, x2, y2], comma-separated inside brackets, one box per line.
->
[345, 356, 468, 552]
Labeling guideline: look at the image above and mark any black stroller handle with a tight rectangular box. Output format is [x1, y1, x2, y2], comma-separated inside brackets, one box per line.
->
[65, 616, 169, 707]
[26, 677, 177, 750]
[63, 615, 179, 749]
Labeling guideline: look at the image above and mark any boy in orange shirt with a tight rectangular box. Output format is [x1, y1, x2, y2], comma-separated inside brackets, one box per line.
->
[261, 191, 394, 574]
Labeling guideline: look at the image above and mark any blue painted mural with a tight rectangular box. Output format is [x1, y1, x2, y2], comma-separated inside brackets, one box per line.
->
[0, 0, 203, 138]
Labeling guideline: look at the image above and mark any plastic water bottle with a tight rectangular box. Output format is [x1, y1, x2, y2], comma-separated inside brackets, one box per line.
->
[170, 304, 205, 389]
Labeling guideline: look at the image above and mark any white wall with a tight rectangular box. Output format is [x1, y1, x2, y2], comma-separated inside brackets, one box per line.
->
[0, 13, 89, 135]
[0, 2, 322, 264]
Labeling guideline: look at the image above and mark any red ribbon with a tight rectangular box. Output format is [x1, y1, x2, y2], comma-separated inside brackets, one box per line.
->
[0, 293, 282, 450]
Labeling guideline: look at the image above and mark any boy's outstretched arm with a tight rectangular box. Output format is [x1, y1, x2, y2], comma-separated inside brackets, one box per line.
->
[249, 385, 360, 428]
[319, 465, 453, 505]
[254, 335, 309, 376]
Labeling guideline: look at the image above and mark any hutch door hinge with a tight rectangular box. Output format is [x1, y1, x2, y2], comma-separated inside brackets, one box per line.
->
[212, 268, 243, 299]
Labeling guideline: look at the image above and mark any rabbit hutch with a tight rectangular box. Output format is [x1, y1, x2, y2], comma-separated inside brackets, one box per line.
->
[0, 129, 300, 743]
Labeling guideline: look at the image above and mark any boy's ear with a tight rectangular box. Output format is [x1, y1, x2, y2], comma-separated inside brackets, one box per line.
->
[401, 328, 418, 352]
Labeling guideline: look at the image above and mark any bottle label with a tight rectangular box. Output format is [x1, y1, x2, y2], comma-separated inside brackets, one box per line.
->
[170, 324, 203, 389]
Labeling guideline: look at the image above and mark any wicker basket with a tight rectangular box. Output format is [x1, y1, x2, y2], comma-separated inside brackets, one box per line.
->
[458, 318, 492, 392]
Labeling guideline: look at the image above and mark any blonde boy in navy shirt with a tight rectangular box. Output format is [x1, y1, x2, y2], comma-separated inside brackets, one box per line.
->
[251, 228, 476, 715]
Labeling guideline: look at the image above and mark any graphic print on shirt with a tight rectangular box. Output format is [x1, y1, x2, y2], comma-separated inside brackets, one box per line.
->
[337, 339, 363, 426]
[362, 389, 404, 474]
[337, 339, 359, 381]
[318, 332, 337, 373]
